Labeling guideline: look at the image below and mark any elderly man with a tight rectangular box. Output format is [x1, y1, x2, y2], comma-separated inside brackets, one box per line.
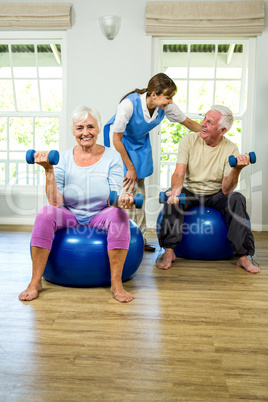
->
[157, 105, 259, 273]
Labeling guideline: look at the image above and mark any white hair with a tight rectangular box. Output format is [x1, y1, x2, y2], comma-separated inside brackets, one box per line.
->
[71, 105, 102, 133]
[211, 104, 234, 133]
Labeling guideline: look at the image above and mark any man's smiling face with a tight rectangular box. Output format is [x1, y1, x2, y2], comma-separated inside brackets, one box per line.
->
[200, 110, 226, 146]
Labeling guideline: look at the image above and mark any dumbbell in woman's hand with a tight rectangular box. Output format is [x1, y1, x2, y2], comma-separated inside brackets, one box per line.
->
[229, 152, 256, 168]
[26, 149, 60, 165]
[159, 192, 186, 204]
[109, 191, 143, 209]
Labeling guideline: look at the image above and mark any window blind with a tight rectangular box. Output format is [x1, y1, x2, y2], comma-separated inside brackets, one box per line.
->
[145, 1, 264, 37]
[0, 2, 72, 29]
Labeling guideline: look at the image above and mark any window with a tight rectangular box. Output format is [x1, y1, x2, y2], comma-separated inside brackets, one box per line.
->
[0, 36, 65, 187]
[152, 39, 255, 189]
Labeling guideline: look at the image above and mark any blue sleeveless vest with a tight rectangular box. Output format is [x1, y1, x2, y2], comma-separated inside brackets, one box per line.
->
[103, 92, 165, 179]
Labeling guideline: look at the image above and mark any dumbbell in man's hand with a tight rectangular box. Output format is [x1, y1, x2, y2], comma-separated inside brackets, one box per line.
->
[229, 152, 256, 168]
[159, 192, 186, 204]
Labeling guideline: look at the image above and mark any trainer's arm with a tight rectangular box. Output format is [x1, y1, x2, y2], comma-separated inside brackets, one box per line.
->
[181, 117, 201, 133]
[113, 132, 137, 191]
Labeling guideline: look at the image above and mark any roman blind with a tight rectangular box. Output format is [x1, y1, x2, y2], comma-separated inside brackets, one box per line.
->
[0, 2, 72, 29]
[145, 1, 264, 37]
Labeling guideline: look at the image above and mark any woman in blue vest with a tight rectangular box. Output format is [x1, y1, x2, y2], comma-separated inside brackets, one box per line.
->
[104, 73, 201, 251]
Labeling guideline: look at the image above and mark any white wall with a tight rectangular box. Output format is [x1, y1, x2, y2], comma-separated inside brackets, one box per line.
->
[0, 0, 268, 230]
[251, 5, 268, 230]
[66, 0, 152, 147]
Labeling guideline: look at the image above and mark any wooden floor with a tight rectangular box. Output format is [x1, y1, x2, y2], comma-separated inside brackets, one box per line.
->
[1, 230, 268, 402]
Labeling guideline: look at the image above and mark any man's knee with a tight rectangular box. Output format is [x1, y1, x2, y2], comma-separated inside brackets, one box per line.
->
[225, 192, 250, 228]
[227, 191, 246, 209]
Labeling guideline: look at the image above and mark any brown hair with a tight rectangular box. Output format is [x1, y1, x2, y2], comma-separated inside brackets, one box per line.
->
[120, 73, 177, 103]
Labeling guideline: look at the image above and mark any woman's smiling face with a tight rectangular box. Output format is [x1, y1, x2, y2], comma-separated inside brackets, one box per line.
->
[152, 89, 174, 110]
[73, 114, 100, 149]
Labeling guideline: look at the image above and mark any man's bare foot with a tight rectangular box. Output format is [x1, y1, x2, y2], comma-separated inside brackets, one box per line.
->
[157, 248, 176, 270]
[110, 282, 133, 303]
[237, 255, 260, 273]
[18, 282, 42, 301]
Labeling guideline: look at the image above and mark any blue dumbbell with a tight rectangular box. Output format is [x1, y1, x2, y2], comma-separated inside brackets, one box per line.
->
[109, 191, 143, 209]
[159, 192, 186, 204]
[229, 152, 256, 168]
[26, 149, 60, 165]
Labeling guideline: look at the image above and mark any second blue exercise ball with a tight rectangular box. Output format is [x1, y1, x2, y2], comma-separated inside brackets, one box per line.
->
[157, 207, 234, 260]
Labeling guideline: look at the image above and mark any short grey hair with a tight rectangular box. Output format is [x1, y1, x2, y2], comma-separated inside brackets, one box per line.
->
[211, 104, 234, 133]
[71, 105, 102, 133]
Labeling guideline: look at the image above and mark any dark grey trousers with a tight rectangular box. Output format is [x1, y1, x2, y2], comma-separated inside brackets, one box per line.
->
[158, 187, 255, 257]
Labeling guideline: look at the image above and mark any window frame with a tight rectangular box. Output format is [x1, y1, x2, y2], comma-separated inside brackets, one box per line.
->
[149, 37, 256, 200]
[0, 31, 67, 194]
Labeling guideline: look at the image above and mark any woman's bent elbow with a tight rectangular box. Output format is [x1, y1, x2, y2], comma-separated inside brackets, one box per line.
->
[48, 198, 62, 208]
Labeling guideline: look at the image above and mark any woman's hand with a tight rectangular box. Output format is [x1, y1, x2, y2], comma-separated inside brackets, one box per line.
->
[33, 151, 53, 171]
[117, 193, 134, 209]
[123, 168, 138, 192]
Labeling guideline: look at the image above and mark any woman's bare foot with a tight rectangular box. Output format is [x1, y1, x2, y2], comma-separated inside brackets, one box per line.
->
[110, 281, 133, 303]
[237, 255, 260, 273]
[157, 248, 176, 270]
[18, 282, 43, 301]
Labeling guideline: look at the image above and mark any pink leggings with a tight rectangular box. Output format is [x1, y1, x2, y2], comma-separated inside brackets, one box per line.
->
[31, 205, 130, 251]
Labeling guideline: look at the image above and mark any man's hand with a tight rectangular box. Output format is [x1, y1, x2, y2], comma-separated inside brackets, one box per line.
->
[165, 190, 181, 205]
[233, 153, 251, 170]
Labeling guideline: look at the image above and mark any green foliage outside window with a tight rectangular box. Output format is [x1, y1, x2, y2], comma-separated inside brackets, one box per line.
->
[0, 42, 62, 185]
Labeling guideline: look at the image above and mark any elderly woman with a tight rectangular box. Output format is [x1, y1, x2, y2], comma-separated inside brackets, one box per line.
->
[19, 105, 135, 303]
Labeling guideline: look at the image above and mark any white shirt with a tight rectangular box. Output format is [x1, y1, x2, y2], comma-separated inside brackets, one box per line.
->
[112, 92, 187, 133]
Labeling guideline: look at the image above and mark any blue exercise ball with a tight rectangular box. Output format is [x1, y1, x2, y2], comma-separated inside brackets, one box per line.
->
[43, 220, 144, 287]
[157, 206, 234, 260]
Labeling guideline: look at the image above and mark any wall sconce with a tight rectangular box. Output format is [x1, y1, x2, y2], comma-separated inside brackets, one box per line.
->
[98, 15, 121, 40]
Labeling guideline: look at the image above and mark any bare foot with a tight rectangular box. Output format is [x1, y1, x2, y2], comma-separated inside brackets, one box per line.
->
[157, 248, 176, 270]
[110, 282, 134, 303]
[237, 255, 260, 274]
[18, 282, 42, 301]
